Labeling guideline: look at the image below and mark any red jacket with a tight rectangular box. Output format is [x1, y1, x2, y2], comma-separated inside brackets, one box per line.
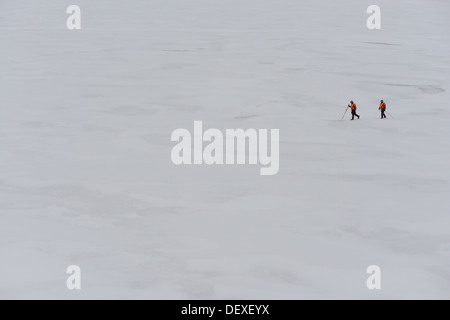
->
[380, 102, 386, 110]
[350, 103, 357, 111]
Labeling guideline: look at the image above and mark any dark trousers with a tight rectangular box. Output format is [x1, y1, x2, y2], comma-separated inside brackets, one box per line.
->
[381, 110, 386, 118]
[351, 110, 359, 120]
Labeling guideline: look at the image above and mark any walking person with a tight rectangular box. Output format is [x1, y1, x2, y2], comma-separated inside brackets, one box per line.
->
[379, 100, 387, 119]
[349, 100, 360, 120]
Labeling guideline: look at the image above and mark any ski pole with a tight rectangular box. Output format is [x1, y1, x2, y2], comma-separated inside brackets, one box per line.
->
[341, 106, 349, 120]
[386, 111, 393, 118]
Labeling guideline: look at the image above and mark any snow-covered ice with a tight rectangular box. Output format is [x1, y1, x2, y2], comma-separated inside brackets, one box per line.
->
[0, 0, 449, 299]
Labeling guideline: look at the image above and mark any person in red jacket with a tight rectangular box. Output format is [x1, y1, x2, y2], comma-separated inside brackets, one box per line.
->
[379, 100, 387, 119]
[349, 100, 360, 120]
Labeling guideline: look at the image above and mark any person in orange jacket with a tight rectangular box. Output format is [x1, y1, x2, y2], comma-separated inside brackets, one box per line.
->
[379, 100, 387, 119]
[349, 100, 360, 120]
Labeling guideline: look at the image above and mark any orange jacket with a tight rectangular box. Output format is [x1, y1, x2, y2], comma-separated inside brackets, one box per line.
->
[350, 103, 357, 111]
[379, 102, 386, 110]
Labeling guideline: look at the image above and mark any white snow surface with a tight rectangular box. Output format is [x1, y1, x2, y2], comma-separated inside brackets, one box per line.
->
[1, 0, 450, 299]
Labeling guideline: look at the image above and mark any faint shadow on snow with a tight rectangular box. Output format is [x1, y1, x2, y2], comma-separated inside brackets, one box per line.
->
[362, 42, 403, 47]
[383, 83, 445, 94]
[361, 228, 450, 256]
[330, 174, 447, 192]
[108, 105, 157, 116]
[234, 114, 260, 120]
